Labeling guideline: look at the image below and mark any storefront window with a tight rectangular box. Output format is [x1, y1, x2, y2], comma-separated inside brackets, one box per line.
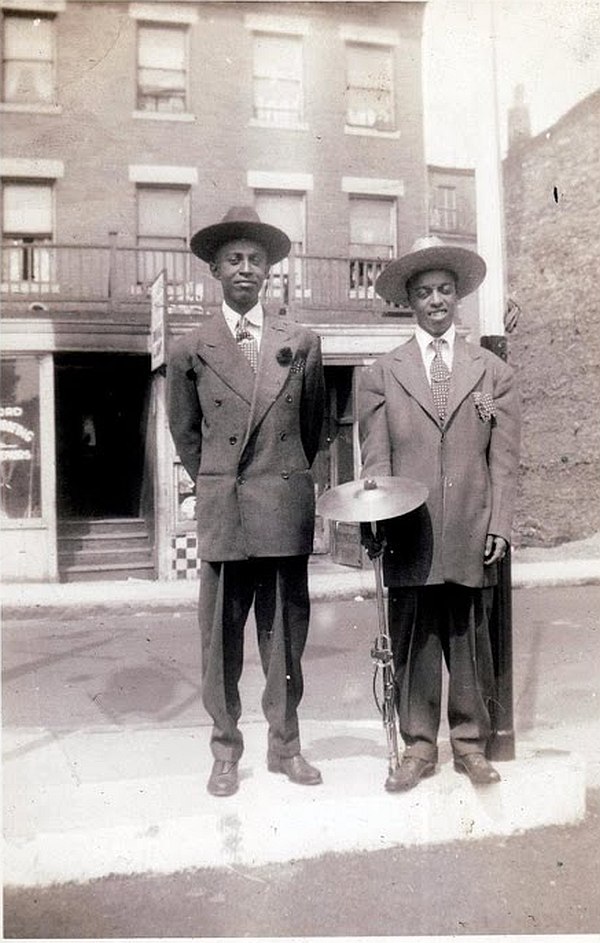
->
[0, 356, 42, 519]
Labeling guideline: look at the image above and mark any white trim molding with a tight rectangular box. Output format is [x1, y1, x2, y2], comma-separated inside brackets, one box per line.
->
[129, 165, 198, 185]
[132, 111, 195, 124]
[129, 3, 198, 24]
[0, 158, 64, 178]
[247, 171, 314, 192]
[344, 126, 401, 141]
[244, 13, 310, 35]
[0, 0, 65, 11]
[339, 24, 399, 46]
[341, 177, 405, 198]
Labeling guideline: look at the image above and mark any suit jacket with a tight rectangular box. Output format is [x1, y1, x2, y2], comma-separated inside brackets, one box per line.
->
[359, 335, 520, 588]
[167, 307, 325, 561]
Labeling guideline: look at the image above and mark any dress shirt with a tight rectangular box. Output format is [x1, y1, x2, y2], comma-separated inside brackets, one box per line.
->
[222, 300, 264, 349]
[415, 323, 455, 383]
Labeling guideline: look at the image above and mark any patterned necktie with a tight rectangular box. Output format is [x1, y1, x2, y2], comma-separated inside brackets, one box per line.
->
[430, 338, 450, 421]
[235, 316, 259, 372]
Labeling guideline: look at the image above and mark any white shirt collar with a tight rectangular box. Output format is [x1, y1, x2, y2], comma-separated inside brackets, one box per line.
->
[415, 322, 456, 356]
[222, 299, 264, 333]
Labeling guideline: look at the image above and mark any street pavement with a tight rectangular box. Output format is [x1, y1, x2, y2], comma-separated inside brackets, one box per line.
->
[2, 535, 600, 897]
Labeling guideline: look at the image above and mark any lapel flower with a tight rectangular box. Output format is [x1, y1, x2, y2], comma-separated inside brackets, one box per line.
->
[473, 391, 496, 423]
[276, 346, 293, 366]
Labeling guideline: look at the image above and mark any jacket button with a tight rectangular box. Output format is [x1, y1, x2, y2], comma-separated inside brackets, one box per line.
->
[237, 475, 245, 485]
[214, 399, 222, 406]
[280, 432, 287, 440]
[229, 435, 237, 444]
[281, 471, 290, 480]
[285, 394, 293, 403]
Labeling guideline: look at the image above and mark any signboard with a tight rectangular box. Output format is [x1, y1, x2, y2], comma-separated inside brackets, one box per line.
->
[0, 356, 41, 519]
[150, 270, 166, 371]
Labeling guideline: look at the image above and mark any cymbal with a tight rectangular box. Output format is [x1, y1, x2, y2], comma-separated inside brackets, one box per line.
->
[317, 476, 428, 524]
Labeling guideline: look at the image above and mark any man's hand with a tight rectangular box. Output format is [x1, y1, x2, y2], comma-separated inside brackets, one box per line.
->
[360, 522, 385, 560]
[484, 534, 508, 566]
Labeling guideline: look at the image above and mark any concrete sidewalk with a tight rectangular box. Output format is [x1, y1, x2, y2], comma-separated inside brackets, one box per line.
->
[2, 719, 587, 887]
[2, 531, 600, 615]
[2, 534, 599, 889]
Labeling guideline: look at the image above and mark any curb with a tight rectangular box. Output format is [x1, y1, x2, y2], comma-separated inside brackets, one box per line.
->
[1, 559, 599, 618]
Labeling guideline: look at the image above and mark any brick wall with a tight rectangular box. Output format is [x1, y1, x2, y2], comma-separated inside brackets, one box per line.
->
[504, 90, 600, 546]
[2, 1, 427, 255]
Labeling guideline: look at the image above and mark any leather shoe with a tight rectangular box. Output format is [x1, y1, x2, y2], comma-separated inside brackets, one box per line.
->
[268, 753, 322, 785]
[454, 753, 501, 785]
[385, 756, 436, 792]
[207, 759, 239, 797]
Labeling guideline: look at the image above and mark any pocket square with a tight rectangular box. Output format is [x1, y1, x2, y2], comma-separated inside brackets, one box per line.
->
[473, 391, 496, 422]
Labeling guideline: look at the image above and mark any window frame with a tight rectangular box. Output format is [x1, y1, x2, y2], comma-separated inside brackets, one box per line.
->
[1, 9, 57, 107]
[345, 41, 396, 135]
[432, 185, 458, 232]
[135, 184, 192, 290]
[1, 177, 56, 286]
[250, 29, 307, 130]
[135, 20, 189, 116]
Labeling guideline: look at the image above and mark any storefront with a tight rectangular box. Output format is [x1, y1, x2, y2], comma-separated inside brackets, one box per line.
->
[0, 321, 412, 583]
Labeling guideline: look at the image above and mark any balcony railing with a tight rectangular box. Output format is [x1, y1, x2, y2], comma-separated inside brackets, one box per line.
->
[0, 242, 410, 322]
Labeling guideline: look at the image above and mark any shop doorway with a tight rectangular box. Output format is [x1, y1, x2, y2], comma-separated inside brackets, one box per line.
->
[313, 366, 364, 566]
[54, 353, 151, 519]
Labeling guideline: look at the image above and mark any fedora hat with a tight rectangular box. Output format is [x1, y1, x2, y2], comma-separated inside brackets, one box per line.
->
[375, 236, 486, 306]
[190, 206, 291, 265]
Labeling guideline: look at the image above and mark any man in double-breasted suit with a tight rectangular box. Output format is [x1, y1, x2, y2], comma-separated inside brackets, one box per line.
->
[167, 207, 325, 796]
[359, 236, 520, 792]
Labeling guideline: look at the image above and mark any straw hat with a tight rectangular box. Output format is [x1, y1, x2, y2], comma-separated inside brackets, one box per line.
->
[375, 236, 486, 306]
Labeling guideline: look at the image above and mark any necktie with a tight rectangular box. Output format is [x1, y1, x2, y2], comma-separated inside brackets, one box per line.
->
[430, 338, 450, 421]
[235, 316, 259, 372]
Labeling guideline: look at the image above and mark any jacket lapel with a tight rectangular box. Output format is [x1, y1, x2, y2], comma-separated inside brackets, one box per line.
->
[390, 337, 439, 425]
[194, 311, 255, 404]
[445, 338, 486, 423]
[390, 334, 487, 429]
[243, 313, 294, 447]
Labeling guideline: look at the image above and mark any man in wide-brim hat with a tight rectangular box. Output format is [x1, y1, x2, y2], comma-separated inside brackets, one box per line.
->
[167, 206, 325, 797]
[359, 235, 521, 792]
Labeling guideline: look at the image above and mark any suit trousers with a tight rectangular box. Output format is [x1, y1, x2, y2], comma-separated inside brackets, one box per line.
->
[198, 556, 310, 762]
[388, 584, 495, 762]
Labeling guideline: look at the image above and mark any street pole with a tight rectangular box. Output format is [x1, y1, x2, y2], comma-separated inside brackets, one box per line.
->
[474, 0, 515, 760]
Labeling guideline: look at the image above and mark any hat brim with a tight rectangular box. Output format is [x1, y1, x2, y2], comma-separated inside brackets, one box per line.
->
[375, 245, 486, 306]
[190, 221, 291, 265]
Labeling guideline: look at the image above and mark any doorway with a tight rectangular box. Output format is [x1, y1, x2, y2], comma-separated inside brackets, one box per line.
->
[54, 353, 151, 519]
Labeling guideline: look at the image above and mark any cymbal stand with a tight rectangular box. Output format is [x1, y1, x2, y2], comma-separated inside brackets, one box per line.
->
[367, 525, 400, 774]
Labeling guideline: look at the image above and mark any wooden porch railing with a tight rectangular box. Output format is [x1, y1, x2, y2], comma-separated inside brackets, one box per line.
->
[1, 242, 410, 321]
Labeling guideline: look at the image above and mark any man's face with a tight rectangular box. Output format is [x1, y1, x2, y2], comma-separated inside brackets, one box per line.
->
[407, 268, 458, 337]
[209, 239, 270, 314]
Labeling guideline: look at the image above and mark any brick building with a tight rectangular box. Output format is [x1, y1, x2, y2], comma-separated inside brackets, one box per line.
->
[1, 0, 432, 581]
[504, 87, 600, 546]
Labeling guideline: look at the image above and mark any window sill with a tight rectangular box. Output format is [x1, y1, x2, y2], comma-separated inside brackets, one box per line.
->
[132, 110, 196, 123]
[0, 102, 62, 115]
[249, 118, 309, 132]
[344, 125, 401, 140]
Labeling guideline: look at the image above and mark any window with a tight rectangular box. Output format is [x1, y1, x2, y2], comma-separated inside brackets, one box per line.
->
[346, 43, 394, 132]
[252, 32, 304, 127]
[1, 180, 53, 285]
[137, 23, 187, 113]
[136, 186, 190, 285]
[254, 190, 306, 301]
[349, 197, 395, 298]
[431, 185, 458, 232]
[0, 355, 42, 519]
[2, 11, 55, 104]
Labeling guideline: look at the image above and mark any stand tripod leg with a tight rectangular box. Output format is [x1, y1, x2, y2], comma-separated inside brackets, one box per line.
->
[370, 542, 400, 773]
